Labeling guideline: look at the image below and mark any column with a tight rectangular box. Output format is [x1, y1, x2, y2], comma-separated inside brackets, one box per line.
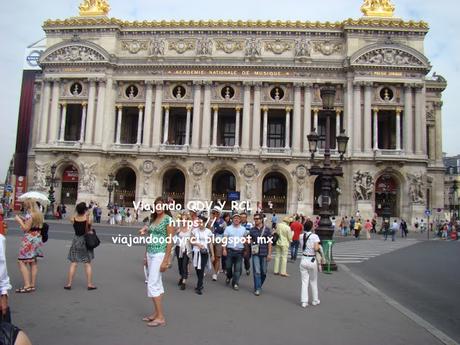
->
[429, 125, 436, 160]
[115, 105, 122, 144]
[292, 84, 301, 152]
[191, 82, 202, 149]
[235, 106, 241, 147]
[262, 106, 268, 149]
[80, 103, 88, 143]
[94, 79, 106, 146]
[137, 105, 144, 145]
[162, 105, 170, 144]
[101, 76, 114, 150]
[185, 105, 192, 146]
[252, 83, 261, 151]
[363, 83, 372, 153]
[285, 107, 291, 149]
[313, 107, 319, 132]
[142, 82, 154, 148]
[335, 107, 342, 137]
[421, 86, 427, 156]
[434, 101, 443, 161]
[345, 74, 354, 155]
[59, 103, 67, 141]
[201, 82, 212, 148]
[212, 105, 219, 147]
[241, 83, 251, 151]
[303, 83, 312, 152]
[373, 108, 379, 150]
[404, 84, 413, 154]
[353, 83, 362, 152]
[395, 107, 402, 151]
[414, 85, 423, 155]
[48, 79, 61, 144]
[152, 81, 164, 149]
[85, 79, 96, 144]
[39, 80, 51, 144]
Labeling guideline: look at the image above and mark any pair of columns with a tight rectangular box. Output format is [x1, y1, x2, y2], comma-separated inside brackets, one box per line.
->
[161, 104, 192, 146]
[211, 105, 241, 147]
[372, 107, 402, 151]
[115, 104, 144, 145]
[311, 107, 343, 142]
[261, 106, 291, 149]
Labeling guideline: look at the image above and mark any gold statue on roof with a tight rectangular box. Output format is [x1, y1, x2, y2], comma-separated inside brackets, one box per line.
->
[79, 0, 110, 17]
[361, 0, 395, 18]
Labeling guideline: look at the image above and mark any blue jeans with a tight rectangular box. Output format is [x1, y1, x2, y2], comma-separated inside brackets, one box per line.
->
[226, 249, 243, 286]
[252, 255, 268, 291]
[290, 240, 300, 260]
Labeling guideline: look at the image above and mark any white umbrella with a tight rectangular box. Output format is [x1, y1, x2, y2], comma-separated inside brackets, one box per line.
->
[18, 191, 50, 206]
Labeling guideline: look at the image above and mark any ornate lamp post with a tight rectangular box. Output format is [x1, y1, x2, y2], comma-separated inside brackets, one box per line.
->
[45, 164, 59, 219]
[103, 173, 118, 208]
[452, 180, 459, 221]
[307, 84, 349, 270]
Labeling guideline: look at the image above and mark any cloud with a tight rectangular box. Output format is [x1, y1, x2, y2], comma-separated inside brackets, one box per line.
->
[0, 0, 458, 180]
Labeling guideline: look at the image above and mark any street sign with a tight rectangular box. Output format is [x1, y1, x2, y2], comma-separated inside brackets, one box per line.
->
[425, 209, 432, 217]
[228, 191, 240, 201]
[5, 185, 12, 192]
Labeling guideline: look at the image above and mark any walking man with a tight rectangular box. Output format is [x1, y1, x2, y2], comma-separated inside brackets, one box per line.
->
[240, 212, 253, 276]
[223, 213, 248, 291]
[249, 214, 272, 296]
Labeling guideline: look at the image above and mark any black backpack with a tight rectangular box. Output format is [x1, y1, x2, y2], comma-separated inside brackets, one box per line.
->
[41, 223, 49, 243]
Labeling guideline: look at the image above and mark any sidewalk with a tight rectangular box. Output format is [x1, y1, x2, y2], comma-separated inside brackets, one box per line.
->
[5, 236, 446, 345]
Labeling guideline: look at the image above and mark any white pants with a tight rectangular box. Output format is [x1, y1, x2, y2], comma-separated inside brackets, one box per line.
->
[147, 252, 165, 298]
[300, 256, 320, 304]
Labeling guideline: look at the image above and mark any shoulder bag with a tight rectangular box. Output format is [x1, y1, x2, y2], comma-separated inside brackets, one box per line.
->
[84, 215, 100, 250]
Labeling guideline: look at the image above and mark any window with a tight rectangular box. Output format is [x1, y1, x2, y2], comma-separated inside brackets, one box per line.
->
[221, 118, 235, 146]
[64, 104, 83, 141]
[268, 118, 285, 148]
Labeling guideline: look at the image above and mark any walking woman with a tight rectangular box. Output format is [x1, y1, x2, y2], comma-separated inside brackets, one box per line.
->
[64, 202, 97, 290]
[273, 217, 293, 277]
[14, 200, 44, 293]
[139, 197, 174, 327]
[191, 216, 214, 295]
[175, 212, 192, 290]
[299, 219, 321, 308]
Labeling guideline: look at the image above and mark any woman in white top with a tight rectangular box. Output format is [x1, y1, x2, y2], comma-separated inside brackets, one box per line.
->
[191, 217, 214, 295]
[175, 212, 192, 290]
[299, 220, 321, 308]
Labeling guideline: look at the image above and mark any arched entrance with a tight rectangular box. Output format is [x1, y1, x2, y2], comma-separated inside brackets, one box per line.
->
[212, 170, 236, 206]
[61, 165, 79, 204]
[114, 167, 136, 207]
[162, 169, 186, 206]
[262, 173, 287, 214]
[313, 177, 339, 216]
[375, 174, 399, 218]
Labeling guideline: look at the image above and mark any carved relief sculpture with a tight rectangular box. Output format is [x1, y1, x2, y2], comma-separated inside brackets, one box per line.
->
[33, 162, 49, 192]
[265, 40, 292, 54]
[312, 41, 343, 56]
[356, 48, 423, 66]
[245, 38, 262, 59]
[215, 39, 244, 54]
[121, 40, 149, 54]
[294, 38, 312, 57]
[168, 39, 195, 54]
[148, 38, 166, 57]
[196, 37, 213, 56]
[80, 162, 97, 193]
[46, 46, 105, 62]
[353, 171, 374, 201]
[407, 173, 425, 204]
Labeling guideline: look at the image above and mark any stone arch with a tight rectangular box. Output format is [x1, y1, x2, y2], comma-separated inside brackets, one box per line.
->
[211, 170, 237, 207]
[162, 168, 187, 207]
[54, 158, 82, 206]
[40, 39, 111, 65]
[113, 167, 137, 208]
[373, 168, 405, 218]
[350, 43, 431, 70]
[261, 168, 291, 214]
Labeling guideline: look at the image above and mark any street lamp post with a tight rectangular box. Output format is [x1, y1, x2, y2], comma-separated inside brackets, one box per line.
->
[307, 84, 349, 271]
[452, 180, 458, 221]
[45, 164, 58, 220]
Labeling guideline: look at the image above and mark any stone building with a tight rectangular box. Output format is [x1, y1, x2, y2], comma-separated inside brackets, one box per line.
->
[24, 0, 447, 222]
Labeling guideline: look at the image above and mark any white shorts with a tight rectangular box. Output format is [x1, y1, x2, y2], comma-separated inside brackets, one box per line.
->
[147, 252, 165, 298]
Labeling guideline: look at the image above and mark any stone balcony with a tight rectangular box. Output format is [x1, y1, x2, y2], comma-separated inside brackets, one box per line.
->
[159, 144, 189, 154]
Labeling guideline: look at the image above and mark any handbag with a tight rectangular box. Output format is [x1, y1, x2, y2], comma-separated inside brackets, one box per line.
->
[84, 216, 100, 250]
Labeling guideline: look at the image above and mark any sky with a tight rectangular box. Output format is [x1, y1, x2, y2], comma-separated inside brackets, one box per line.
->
[0, 0, 459, 180]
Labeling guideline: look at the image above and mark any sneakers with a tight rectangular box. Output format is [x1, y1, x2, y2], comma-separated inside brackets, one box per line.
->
[180, 282, 186, 290]
[254, 290, 260, 296]
[246, 270, 250, 276]
[233, 284, 239, 291]
[312, 301, 320, 306]
[301, 303, 308, 308]
[212, 274, 217, 281]
[225, 277, 231, 285]
[195, 287, 203, 295]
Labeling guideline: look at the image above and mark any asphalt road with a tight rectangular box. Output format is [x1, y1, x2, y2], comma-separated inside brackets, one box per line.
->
[349, 239, 460, 343]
